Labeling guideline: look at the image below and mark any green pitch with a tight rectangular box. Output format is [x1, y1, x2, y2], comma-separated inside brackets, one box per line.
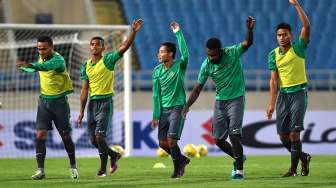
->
[0, 156, 336, 188]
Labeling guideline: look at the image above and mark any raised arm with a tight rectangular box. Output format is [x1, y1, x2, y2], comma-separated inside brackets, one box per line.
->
[171, 21, 189, 68]
[289, 0, 310, 42]
[118, 19, 143, 55]
[77, 80, 89, 126]
[267, 71, 278, 120]
[241, 16, 255, 49]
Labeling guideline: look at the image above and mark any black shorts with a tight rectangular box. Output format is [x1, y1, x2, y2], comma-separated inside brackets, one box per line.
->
[276, 89, 308, 134]
[158, 105, 185, 140]
[36, 96, 72, 133]
[212, 96, 245, 140]
[87, 97, 113, 137]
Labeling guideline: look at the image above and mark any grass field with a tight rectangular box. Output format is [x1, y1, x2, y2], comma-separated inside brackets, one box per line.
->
[1, 156, 336, 188]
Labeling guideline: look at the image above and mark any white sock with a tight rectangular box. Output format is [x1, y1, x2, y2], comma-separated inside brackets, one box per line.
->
[236, 170, 244, 175]
[38, 168, 45, 173]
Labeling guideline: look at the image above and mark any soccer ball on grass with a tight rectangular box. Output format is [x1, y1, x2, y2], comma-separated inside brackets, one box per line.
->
[183, 144, 197, 157]
[196, 144, 208, 157]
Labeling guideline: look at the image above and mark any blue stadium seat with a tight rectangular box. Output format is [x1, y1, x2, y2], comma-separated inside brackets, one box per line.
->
[193, 0, 207, 12]
[275, 0, 289, 13]
[249, 0, 263, 12]
[317, 0, 332, 12]
[235, 0, 248, 12]
[263, 0, 276, 12]
[302, 0, 317, 13]
[220, 0, 236, 12]
[253, 12, 271, 33]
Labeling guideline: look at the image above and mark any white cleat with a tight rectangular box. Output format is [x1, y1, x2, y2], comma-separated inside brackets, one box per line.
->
[31, 169, 45, 180]
[70, 168, 79, 179]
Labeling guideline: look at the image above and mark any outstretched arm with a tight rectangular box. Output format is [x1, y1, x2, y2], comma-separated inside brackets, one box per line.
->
[17, 61, 35, 72]
[241, 16, 255, 49]
[171, 21, 189, 68]
[182, 83, 204, 118]
[17, 56, 64, 72]
[289, 0, 310, 42]
[118, 19, 143, 55]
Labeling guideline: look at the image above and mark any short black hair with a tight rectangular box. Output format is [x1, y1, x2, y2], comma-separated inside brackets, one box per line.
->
[161, 42, 176, 58]
[206, 38, 221, 50]
[276, 22, 292, 32]
[90, 36, 105, 47]
[37, 36, 53, 46]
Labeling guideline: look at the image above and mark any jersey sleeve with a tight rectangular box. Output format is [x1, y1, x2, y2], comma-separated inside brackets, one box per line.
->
[31, 55, 65, 72]
[80, 62, 88, 80]
[103, 51, 122, 70]
[20, 67, 37, 73]
[197, 59, 209, 85]
[292, 37, 308, 59]
[230, 43, 246, 58]
[175, 30, 189, 70]
[267, 50, 277, 71]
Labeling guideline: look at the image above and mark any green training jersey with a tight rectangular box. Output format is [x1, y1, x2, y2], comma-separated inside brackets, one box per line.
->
[197, 43, 247, 100]
[22, 52, 73, 99]
[81, 51, 121, 100]
[152, 30, 189, 119]
[268, 37, 308, 93]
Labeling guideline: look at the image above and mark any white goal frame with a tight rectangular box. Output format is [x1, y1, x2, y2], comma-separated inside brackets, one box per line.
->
[0, 23, 133, 157]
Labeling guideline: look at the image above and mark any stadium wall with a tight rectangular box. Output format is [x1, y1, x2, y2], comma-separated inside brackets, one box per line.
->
[133, 91, 336, 110]
[1, 91, 335, 157]
[1, 91, 335, 110]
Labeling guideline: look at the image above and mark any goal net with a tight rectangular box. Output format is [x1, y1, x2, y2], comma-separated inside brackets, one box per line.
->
[0, 24, 132, 158]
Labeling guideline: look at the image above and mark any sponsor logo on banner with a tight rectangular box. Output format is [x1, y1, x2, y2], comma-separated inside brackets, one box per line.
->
[0, 111, 335, 157]
[201, 118, 215, 145]
[242, 121, 336, 148]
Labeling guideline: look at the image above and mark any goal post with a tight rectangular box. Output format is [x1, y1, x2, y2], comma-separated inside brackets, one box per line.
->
[0, 24, 133, 157]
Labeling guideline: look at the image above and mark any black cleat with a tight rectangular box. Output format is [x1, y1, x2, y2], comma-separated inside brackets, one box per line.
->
[110, 153, 122, 174]
[282, 168, 297, 177]
[301, 153, 311, 176]
[171, 170, 180, 179]
[171, 159, 180, 179]
[232, 155, 247, 177]
[178, 156, 190, 177]
[96, 170, 106, 177]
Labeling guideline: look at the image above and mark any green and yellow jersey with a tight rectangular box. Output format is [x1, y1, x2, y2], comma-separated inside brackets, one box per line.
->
[197, 43, 247, 100]
[268, 38, 308, 93]
[22, 52, 73, 99]
[81, 51, 121, 100]
[152, 30, 189, 120]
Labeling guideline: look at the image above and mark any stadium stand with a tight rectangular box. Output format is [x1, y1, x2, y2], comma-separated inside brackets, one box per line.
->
[0, 0, 335, 91]
[121, 0, 336, 90]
